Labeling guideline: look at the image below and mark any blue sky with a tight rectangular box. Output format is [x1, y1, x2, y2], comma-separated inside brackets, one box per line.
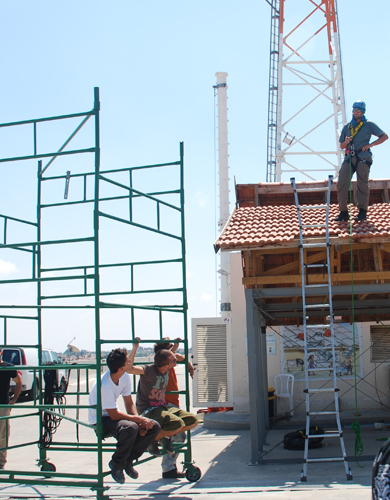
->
[0, 1, 388, 351]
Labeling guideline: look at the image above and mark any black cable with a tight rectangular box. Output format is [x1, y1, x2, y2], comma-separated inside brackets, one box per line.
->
[39, 366, 68, 448]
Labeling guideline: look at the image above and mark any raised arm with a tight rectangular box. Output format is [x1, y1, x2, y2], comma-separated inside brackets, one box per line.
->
[127, 364, 145, 375]
[128, 337, 141, 367]
[171, 337, 181, 353]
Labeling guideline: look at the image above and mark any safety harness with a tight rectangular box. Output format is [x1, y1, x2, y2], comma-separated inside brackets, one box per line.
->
[345, 120, 372, 171]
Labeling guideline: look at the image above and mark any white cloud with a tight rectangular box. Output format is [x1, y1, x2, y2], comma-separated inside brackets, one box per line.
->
[0, 260, 18, 275]
[137, 299, 154, 306]
[196, 191, 208, 208]
[200, 293, 213, 302]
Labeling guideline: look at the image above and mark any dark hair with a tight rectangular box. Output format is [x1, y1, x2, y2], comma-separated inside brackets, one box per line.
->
[154, 349, 172, 367]
[107, 348, 128, 374]
[154, 342, 173, 354]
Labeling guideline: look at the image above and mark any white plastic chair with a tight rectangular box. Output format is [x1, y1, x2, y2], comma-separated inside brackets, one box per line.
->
[274, 374, 295, 417]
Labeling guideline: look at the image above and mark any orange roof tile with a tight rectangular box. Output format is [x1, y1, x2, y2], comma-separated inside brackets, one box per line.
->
[215, 203, 390, 252]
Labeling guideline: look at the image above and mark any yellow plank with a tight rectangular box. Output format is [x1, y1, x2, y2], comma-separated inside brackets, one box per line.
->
[243, 270, 390, 286]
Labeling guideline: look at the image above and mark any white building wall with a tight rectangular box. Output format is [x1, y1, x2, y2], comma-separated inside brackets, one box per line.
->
[229, 251, 390, 415]
[230, 251, 249, 413]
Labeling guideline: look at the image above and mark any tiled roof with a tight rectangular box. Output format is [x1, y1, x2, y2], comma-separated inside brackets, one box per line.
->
[215, 203, 390, 251]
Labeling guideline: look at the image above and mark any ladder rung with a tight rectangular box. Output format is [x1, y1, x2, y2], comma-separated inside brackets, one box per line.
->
[302, 224, 327, 228]
[308, 367, 333, 371]
[308, 411, 338, 415]
[299, 205, 327, 210]
[308, 432, 340, 439]
[306, 457, 345, 463]
[295, 187, 330, 193]
[307, 388, 338, 393]
[306, 324, 331, 328]
[306, 264, 328, 268]
[306, 346, 333, 350]
[305, 303, 330, 308]
[301, 243, 327, 248]
[305, 283, 329, 288]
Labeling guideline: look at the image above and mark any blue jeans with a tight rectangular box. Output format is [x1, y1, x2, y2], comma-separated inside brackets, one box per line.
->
[162, 430, 186, 473]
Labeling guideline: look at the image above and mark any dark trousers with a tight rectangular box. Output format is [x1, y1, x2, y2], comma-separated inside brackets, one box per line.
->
[337, 156, 371, 211]
[102, 417, 160, 470]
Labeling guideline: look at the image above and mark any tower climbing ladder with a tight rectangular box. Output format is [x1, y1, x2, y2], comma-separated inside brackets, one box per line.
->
[291, 175, 352, 482]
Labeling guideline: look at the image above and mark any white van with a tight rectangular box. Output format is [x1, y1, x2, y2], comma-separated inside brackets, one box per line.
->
[2, 348, 68, 401]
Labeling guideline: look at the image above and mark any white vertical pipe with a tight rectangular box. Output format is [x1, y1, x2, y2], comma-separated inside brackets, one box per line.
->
[275, 22, 284, 181]
[215, 72, 231, 317]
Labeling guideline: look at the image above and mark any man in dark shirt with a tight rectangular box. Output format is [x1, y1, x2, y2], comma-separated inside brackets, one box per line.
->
[128, 348, 198, 457]
[0, 348, 22, 469]
[335, 100, 388, 222]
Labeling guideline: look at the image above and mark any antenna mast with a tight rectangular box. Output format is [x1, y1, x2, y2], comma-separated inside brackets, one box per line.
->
[266, 0, 346, 182]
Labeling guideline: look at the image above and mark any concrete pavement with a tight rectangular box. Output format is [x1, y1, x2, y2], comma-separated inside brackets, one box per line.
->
[0, 365, 384, 499]
[0, 415, 381, 499]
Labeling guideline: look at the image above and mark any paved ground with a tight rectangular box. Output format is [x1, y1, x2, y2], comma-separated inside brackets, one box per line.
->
[0, 367, 386, 499]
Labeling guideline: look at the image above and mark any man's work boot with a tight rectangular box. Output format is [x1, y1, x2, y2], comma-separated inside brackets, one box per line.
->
[108, 460, 125, 484]
[162, 466, 186, 479]
[334, 211, 349, 222]
[125, 462, 139, 479]
[355, 208, 367, 221]
[147, 441, 162, 457]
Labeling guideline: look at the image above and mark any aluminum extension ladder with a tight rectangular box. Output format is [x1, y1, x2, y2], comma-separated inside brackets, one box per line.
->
[291, 175, 352, 482]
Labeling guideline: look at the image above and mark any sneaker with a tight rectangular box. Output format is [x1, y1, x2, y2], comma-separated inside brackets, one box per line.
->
[125, 463, 139, 480]
[354, 208, 367, 221]
[334, 211, 349, 222]
[162, 467, 186, 479]
[147, 441, 162, 457]
[108, 460, 125, 484]
[164, 437, 175, 455]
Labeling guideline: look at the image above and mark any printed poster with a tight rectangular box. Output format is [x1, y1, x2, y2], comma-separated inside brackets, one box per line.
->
[280, 323, 362, 380]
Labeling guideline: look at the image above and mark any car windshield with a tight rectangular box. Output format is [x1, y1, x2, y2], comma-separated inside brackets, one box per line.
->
[2, 349, 21, 365]
[51, 351, 59, 363]
[42, 351, 51, 364]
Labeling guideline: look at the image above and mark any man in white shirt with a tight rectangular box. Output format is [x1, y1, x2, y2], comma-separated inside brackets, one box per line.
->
[89, 348, 160, 484]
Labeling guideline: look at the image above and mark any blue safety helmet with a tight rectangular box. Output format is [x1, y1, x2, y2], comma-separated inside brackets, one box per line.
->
[352, 101, 366, 113]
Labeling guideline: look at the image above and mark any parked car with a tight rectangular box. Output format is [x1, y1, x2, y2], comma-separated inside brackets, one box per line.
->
[2, 347, 68, 401]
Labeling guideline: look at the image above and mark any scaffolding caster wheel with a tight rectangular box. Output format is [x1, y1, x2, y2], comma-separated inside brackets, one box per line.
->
[301, 471, 307, 482]
[347, 470, 353, 481]
[41, 462, 56, 478]
[185, 466, 202, 482]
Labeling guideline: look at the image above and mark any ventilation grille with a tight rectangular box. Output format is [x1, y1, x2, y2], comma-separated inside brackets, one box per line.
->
[196, 324, 228, 403]
[371, 325, 390, 362]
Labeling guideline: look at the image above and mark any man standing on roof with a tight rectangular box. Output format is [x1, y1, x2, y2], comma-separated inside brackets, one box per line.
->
[335, 101, 388, 222]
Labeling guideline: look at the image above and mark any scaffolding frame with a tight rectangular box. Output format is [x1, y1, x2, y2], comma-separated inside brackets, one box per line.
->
[0, 88, 196, 498]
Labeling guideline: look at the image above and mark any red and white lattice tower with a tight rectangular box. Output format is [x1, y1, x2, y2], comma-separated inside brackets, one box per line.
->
[266, 0, 346, 182]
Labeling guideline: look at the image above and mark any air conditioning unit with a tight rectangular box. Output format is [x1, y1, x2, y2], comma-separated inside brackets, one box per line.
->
[191, 317, 233, 407]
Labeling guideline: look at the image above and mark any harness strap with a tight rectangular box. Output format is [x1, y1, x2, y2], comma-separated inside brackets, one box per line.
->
[345, 121, 365, 158]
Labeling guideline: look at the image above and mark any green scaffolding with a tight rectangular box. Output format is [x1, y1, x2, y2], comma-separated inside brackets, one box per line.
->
[0, 87, 197, 498]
